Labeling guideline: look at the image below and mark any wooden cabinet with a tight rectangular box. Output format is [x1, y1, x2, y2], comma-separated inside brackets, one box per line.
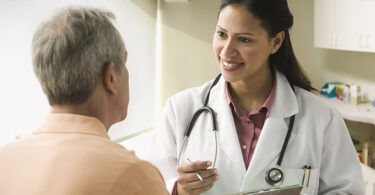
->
[314, 0, 375, 53]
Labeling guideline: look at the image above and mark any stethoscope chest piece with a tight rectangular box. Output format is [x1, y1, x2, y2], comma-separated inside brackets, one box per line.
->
[265, 166, 284, 186]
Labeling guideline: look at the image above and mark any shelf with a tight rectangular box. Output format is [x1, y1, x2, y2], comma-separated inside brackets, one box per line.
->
[321, 96, 375, 125]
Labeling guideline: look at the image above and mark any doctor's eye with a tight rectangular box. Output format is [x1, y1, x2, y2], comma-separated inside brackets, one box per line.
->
[216, 30, 227, 38]
[239, 37, 252, 44]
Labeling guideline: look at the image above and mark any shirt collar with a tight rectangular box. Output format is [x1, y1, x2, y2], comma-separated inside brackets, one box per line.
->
[34, 113, 109, 139]
[225, 73, 277, 119]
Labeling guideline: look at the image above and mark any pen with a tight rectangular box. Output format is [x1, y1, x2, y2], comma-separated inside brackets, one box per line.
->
[187, 158, 203, 181]
[306, 166, 311, 187]
[301, 165, 307, 185]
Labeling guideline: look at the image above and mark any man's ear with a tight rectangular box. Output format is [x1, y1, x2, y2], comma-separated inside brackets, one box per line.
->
[102, 62, 117, 95]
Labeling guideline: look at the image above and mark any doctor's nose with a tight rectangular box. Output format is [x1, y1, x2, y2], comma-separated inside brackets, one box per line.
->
[220, 40, 238, 59]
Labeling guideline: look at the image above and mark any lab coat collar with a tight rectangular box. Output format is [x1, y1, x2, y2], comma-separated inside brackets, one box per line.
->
[210, 71, 298, 117]
[208, 71, 299, 190]
[271, 71, 299, 118]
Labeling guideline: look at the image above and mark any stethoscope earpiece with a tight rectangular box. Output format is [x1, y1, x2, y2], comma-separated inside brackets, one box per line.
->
[265, 166, 284, 186]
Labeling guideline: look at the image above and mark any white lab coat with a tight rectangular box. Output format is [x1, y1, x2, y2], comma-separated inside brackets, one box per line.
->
[151, 71, 364, 195]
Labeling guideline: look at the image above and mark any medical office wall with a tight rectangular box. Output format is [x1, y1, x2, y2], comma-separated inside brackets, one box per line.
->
[0, 0, 157, 146]
[157, 0, 220, 110]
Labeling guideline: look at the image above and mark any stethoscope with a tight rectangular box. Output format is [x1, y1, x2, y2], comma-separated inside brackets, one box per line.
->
[177, 73, 296, 186]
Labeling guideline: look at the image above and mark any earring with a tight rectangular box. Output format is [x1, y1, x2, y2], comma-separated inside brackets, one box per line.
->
[272, 48, 276, 52]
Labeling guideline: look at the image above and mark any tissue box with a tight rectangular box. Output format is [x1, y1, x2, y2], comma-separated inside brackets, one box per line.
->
[320, 82, 343, 98]
[335, 84, 350, 101]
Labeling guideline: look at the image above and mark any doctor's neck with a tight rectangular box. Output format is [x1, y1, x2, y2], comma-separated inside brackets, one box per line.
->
[228, 69, 274, 113]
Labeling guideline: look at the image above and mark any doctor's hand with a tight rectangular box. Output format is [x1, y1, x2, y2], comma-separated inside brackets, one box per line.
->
[176, 160, 218, 195]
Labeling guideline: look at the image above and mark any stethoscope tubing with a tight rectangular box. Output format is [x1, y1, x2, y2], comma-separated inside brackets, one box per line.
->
[176, 74, 296, 186]
[177, 131, 218, 168]
[177, 74, 222, 167]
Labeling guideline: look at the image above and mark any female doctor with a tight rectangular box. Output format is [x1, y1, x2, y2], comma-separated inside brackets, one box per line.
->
[151, 0, 364, 194]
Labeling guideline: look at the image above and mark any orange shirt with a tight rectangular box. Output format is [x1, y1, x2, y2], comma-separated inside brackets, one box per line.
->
[0, 113, 169, 195]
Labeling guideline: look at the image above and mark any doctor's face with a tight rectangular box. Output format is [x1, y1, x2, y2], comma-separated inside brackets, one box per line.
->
[213, 4, 275, 83]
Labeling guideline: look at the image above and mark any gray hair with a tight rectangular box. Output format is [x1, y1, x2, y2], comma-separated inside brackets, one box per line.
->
[32, 7, 125, 105]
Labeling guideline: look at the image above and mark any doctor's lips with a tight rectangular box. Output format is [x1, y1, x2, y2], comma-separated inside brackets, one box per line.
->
[222, 60, 244, 71]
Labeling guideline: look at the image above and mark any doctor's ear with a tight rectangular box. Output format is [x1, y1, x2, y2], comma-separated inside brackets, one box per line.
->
[102, 62, 118, 95]
[270, 31, 285, 54]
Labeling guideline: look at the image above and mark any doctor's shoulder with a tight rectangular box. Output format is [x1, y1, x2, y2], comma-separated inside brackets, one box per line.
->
[294, 86, 340, 120]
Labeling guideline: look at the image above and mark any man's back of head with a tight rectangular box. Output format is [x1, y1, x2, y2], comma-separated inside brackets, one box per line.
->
[33, 7, 125, 105]
[32, 7, 130, 129]
[0, 7, 168, 195]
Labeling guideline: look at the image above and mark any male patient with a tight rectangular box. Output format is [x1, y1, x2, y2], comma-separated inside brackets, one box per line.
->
[0, 7, 168, 195]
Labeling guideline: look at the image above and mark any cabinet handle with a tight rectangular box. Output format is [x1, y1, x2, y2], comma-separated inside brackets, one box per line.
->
[334, 33, 338, 47]
[366, 34, 371, 49]
[359, 34, 364, 49]
[330, 33, 338, 48]
[329, 33, 332, 47]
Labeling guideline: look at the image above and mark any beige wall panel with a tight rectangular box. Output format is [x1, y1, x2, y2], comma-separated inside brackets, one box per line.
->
[159, 0, 220, 108]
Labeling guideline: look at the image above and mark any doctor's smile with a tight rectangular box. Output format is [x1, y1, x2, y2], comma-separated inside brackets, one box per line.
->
[222, 60, 244, 71]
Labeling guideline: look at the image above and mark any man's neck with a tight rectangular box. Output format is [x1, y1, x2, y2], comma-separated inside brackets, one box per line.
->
[50, 101, 111, 131]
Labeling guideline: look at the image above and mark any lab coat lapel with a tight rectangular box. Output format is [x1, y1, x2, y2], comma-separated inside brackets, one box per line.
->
[209, 77, 247, 182]
[240, 71, 299, 190]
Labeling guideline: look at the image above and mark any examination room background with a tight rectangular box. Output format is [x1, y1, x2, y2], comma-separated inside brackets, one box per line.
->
[1, 0, 375, 147]
[0, 0, 157, 145]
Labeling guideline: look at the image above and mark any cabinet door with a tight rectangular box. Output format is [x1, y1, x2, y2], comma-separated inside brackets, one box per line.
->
[314, 0, 336, 49]
[356, 0, 375, 52]
[347, 0, 372, 52]
[369, 0, 375, 53]
[315, 0, 375, 53]
[335, 0, 357, 51]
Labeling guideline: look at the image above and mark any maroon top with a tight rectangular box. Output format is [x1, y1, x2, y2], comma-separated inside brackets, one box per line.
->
[225, 77, 277, 169]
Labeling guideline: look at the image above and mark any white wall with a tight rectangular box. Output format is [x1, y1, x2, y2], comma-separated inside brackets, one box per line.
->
[0, 0, 157, 145]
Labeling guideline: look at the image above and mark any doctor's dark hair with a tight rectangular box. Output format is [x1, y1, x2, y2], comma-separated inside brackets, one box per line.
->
[32, 7, 126, 105]
[219, 0, 314, 91]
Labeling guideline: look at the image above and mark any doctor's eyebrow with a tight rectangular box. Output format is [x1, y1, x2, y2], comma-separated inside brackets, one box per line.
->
[216, 25, 256, 36]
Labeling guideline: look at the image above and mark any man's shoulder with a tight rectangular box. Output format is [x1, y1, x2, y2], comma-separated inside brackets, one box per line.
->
[86, 137, 141, 164]
[0, 135, 38, 154]
[112, 159, 168, 194]
[121, 159, 161, 176]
